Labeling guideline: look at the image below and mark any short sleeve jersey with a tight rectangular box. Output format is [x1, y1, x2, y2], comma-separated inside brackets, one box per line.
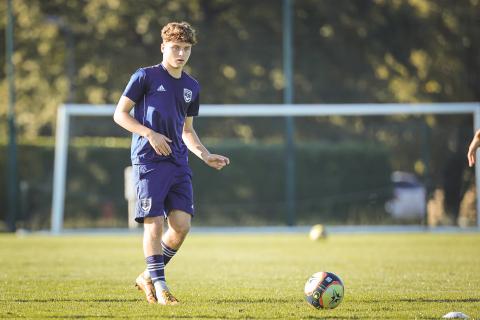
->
[122, 64, 200, 166]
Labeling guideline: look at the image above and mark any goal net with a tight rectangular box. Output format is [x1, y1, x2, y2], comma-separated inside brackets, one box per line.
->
[51, 103, 480, 233]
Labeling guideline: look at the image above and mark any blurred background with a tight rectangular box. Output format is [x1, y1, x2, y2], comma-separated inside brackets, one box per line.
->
[0, 0, 479, 231]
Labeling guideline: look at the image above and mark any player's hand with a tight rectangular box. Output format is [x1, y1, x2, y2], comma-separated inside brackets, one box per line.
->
[146, 131, 172, 156]
[467, 130, 480, 167]
[468, 140, 480, 167]
[204, 154, 230, 170]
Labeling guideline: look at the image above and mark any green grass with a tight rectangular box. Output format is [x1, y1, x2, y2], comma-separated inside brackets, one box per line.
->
[0, 232, 479, 319]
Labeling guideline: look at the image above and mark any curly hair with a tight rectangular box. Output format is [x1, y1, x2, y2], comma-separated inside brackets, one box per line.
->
[161, 21, 197, 45]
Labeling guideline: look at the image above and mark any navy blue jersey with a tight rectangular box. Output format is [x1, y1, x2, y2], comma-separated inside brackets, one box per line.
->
[122, 64, 200, 165]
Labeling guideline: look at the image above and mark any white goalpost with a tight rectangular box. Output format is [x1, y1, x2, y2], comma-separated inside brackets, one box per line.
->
[52, 102, 480, 233]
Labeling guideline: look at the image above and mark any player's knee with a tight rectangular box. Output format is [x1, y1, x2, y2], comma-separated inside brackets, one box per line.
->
[178, 223, 191, 237]
[172, 221, 190, 237]
[144, 218, 163, 240]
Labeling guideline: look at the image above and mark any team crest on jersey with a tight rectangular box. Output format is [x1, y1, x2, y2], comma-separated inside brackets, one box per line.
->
[140, 198, 152, 212]
[183, 88, 192, 103]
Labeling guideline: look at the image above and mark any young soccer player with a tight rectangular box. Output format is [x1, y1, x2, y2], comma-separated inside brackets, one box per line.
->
[113, 21, 230, 305]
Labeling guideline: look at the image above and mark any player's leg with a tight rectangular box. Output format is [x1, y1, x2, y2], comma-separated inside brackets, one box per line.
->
[134, 162, 178, 305]
[162, 210, 191, 265]
[162, 166, 195, 265]
[143, 216, 178, 305]
[136, 216, 163, 304]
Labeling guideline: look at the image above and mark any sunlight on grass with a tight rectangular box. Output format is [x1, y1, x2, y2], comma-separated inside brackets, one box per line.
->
[0, 233, 479, 319]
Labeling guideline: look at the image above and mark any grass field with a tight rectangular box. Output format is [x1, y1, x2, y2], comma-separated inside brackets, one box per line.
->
[0, 232, 479, 319]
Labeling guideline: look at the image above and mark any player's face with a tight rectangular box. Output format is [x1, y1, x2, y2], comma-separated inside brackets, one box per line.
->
[161, 41, 192, 69]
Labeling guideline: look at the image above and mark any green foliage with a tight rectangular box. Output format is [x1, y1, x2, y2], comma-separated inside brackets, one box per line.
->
[0, 233, 479, 319]
[191, 141, 392, 226]
[0, 0, 479, 137]
[294, 0, 480, 103]
[0, 141, 391, 229]
[0, 143, 54, 229]
[295, 142, 392, 224]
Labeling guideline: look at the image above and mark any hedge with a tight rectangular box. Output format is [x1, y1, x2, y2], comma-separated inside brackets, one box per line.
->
[0, 141, 392, 229]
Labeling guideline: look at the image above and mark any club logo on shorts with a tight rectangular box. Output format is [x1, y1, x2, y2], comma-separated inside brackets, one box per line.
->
[183, 88, 192, 103]
[140, 197, 152, 212]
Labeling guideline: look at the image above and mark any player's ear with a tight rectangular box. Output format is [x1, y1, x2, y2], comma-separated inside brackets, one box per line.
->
[160, 43, 164, 53]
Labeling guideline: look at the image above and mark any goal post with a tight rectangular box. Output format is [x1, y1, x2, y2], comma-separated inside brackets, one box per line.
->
[51, 102, 480, 233]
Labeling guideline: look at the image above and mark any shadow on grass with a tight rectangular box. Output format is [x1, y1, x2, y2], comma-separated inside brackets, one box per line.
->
[351, 297, 480, 304]
[4, 298, 139, 303]
[301, 317, 361, 320]
[208, 297, 292, 304]
[41, 316, 128, 319]
[399, 298, 480, 303]
[152, 316, 360, 320]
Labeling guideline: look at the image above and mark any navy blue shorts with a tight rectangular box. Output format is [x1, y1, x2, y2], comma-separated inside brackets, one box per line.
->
[133, 161, 194, 223]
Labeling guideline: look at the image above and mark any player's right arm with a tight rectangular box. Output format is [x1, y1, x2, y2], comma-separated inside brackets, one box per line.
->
[113, 96, 172, 156]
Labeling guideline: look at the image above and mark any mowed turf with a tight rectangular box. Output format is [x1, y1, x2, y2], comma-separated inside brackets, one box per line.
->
[0, 232, 479, 319]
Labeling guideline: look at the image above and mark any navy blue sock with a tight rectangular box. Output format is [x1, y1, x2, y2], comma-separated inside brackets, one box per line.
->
[145, 255, 165, 284]
[161, 241, 178, 265]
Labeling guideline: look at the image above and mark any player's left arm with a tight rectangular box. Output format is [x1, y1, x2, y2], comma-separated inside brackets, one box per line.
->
[182, 116, 230, 170]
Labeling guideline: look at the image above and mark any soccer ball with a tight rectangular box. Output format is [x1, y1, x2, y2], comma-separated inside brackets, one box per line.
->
[309, 224, 327, 240]
[304, 271, 344, 309]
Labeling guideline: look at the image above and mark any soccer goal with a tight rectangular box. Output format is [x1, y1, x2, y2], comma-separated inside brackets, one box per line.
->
[51, 103, 480, 233]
